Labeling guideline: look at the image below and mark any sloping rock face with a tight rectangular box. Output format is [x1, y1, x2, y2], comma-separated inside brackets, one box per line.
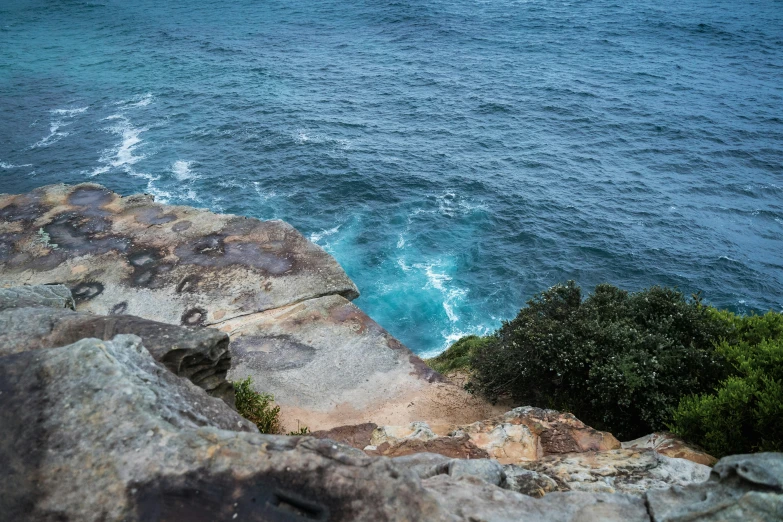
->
[219, 293, 502, 431]
[0, 183, 358, 325]
[0, 183, 501, 431]
[0, 304, 234, 403]
[0, 283, 74, 311]
[622, 432, 717, 466]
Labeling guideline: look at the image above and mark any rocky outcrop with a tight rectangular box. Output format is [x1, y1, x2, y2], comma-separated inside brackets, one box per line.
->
[0, 283, 74, 311]
[0, 300, 234, 403]
[0, 183, 501, 431]
[622, 432, 718, 466]
[0, 334, 444, 521]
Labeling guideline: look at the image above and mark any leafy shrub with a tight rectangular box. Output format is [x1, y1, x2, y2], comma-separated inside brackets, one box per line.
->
[469, 281, 731, 440]
[426, 335, 492, 375]
[233, 377, 281, 434]
[671, 311, 783, 457]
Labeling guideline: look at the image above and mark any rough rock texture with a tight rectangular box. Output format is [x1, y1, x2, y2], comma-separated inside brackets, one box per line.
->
[647, 453, 783, 521]
[373, 433, 490, 459]
[517, 449, 712, 496]
[0, 284, 74, 311]
[423, 475, 652, 522]
[503, 465, 560, 498]
[221, 294, 503, 431]
[0, 305, 234, 403]
[310, 422, 378, 449]
[393, 453, 505, 486]
[0, 183, 358, 326]
[622, 432, 718, 466]
[0, 335, 446, 521]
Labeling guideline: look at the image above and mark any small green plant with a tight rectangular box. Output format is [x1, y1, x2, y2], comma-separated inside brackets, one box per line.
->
[233, 377, 281, 434]
[288, 426, 310, 436]
[671, 311, 783, 457]
[36, 227, 58, 249]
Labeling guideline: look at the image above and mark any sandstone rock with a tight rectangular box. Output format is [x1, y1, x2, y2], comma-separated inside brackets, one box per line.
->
[423, 475, 651, 522]
[454, 406, 621, 464]
[517, 448, 711, 496]
[0, 335, 447, 521]
[503, 465, 560, 498]
[647, 452, 783, 521]
[373, 433, 490, 460]
[0, 284, 74, 311]
[221, 294, 503, 431]
[310, 422, 378, 449]
[622, 432, 718, 466]
[0, 305, 234, 403]
[371, 421, 439, 446]
[0, 183, 358, 326]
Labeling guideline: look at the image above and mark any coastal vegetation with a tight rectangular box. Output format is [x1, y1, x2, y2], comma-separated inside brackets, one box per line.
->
[233, 377, 281, 434]
[429, 282, 783, 456]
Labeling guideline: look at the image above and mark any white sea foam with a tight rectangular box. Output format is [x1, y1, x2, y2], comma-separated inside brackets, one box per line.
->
[31, 106, 89, 148]
[116, 93, 153, 108]
[252, 181, 276, 201]
[172, 160, 196, 181]
[310, 225, 340, 244]
[90, 114, 148, 176]
[0, 161, 33, 169]
[416, 261, 468, 322]
[397, 234, 406, 249]
[436, 191, 488, 217]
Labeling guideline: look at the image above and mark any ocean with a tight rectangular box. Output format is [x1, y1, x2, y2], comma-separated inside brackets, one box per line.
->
[1, 0, 781, 356]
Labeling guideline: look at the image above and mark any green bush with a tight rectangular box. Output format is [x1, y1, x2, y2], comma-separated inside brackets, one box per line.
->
[426, 335, 492, 375]
[671, 311, 783, 457]
[468, 281, 731, 440]
[233, 377, 281, 434]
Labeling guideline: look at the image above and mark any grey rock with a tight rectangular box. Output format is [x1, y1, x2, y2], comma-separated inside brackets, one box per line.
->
[0, 306, 234, 404]
[503, 465, 560, 498]
[423, 475, 650, 522]
[647, 453, 783, 521]
[0, 284, 74, 311]
[0, 335, 447, 521]
[392, 452, 505, 486]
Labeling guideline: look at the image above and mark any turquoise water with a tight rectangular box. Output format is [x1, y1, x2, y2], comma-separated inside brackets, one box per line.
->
[1, 0, 782, 356]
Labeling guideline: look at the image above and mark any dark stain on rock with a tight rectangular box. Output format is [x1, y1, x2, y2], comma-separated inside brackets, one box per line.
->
[181, 307, 207, 326]
[174, 234, 295, 275]
[176, 275, 200, 294]
[0, 196, 45, 223]
[231, 335, 316, 371]
[43, 213, 129, 255]
[71, 281, 104, 302]
[68, 186, 114, 207]
[111, 302, 128, 315]
[132, 470, 330, 522]
[171, 220, 192, 232]
[133, 207, 177, 225]
[127, 248, 168, 288]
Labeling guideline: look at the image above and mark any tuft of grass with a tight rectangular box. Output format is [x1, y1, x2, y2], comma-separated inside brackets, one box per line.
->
[288, 426, 310, 436]
[233, 377, 281, 434]
[425, 335, 491, 375]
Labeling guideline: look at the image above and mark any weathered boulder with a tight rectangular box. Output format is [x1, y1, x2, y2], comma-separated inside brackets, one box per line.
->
[220, 294, 503, 431]
[0, 284, 74, 311]
[502, 466, 560, 498]
[423, 475, 651, 522]
[647, 453, 783, 521]
[0, 305, 234, 404]
[0, 335, 447, 521]
[393, 453, 505, 486]
[0, 183, 359, 326]
[310, 422, 378, 448]
[622, 432, 718, 466]
[517, 449, 712, 496]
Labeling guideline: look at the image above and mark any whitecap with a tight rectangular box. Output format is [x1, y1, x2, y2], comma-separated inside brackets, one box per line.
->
[0, 161, 33, 169]
[90, 114, 147, 176]
[310, 225, 340, 244]
[172, 160, 196, 181]
[252, 181, 276, 200]
[116, 93, 153, 108]
[31, 106, 89, 148]
[397, 234, 406, 249]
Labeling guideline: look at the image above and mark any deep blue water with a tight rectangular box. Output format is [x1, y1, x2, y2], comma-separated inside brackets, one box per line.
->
[1, 0, 782, 356]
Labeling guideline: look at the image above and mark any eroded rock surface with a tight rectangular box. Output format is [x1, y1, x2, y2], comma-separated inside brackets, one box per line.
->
[0, 183, 358, 326]
[0, 305, 234, 403]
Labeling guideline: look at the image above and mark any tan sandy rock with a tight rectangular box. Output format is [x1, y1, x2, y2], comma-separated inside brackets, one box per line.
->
[622, 432, 718, 466]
